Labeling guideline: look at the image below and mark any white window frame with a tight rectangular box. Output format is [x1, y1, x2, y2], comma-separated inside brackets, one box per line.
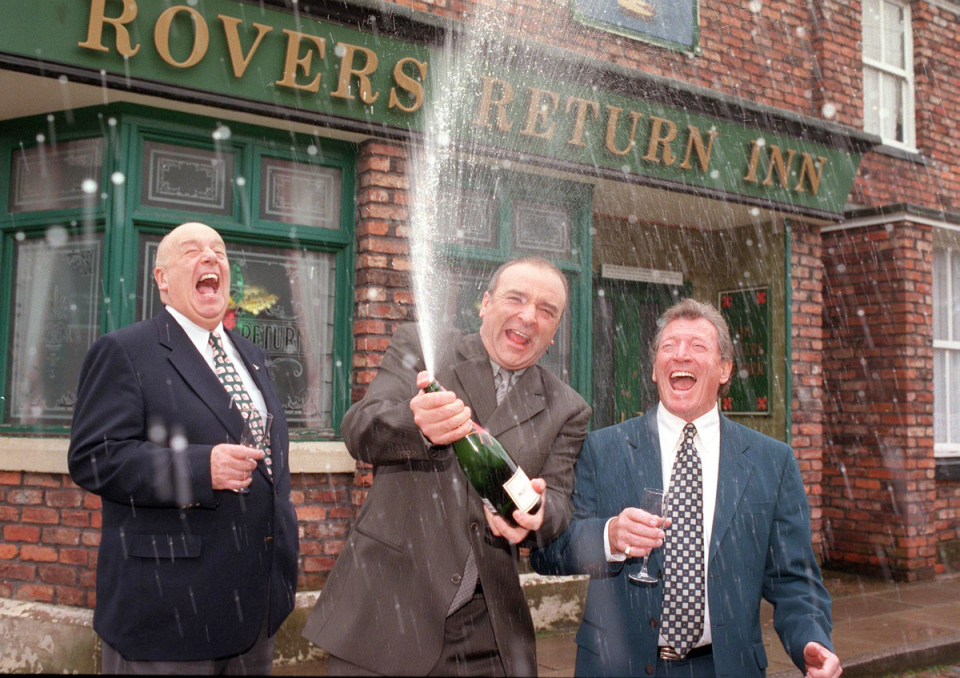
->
[862, 0, 916, 150]
[935, 240, 960, 458]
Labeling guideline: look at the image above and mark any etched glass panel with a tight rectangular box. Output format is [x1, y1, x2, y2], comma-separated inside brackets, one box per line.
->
[513, 200, 573, 258]
[141, 140, 233, 214]
[140, 237, 336, 434]
[259, 157, 341, 229]
[7, 232, 103, 425]
[439, 263, 572, 384]
[436, 190, 497, 247]
[10, 137, 103, 213]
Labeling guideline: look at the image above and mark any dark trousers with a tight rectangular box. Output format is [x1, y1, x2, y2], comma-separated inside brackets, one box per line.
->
[101, 613, 275, 675]
[328, 589, 506, 677]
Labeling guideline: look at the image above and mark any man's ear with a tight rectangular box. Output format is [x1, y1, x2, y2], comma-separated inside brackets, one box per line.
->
[478, 291, 491, 319]
[719, 360, 733, 385]
[154, 267, 168, 293]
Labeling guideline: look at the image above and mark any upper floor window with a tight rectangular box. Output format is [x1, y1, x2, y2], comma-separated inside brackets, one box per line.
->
[934, 244, 960, 457]
[862, 0, 915, 148]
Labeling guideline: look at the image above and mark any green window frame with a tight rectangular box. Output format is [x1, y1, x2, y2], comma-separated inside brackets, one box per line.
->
[0, 104, 356, 439]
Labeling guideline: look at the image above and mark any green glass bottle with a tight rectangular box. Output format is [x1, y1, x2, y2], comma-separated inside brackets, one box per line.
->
[424, 380, 542, 528]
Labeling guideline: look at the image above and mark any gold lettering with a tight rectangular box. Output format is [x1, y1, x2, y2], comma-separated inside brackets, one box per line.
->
[331, 43, 379, 104]
[219, 15, 273, 79]
[275, 30, 326, 92]
[762, 145, 798, 187]
[642, 117, 678, 165]
[679, 126, 719, 171]
[743, 139, 764, 183]
[473, 76, 514, 132]
[794, 153, 828, 194]
[565, 96, 600, 147]
[388, 58, 427, 113]
[604, 106, 643, 156]
[520, 88, 560, 140]
[78, 0, 140, 57]
[154, 6, 209, 68]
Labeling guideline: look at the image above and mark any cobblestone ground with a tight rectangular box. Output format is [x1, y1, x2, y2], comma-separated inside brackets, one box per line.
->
[884, 667, 960, 678]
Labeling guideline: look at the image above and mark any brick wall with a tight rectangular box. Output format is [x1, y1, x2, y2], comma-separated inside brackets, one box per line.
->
[294, 473, 356, 590]
[0, 472, 100, 607]
[822, 222, 937, 581]
[350, 139, 415, 507]
[789, 221, 826, 556]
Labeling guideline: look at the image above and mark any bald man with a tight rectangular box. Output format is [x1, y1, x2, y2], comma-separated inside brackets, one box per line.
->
[69, 223, 298, 674]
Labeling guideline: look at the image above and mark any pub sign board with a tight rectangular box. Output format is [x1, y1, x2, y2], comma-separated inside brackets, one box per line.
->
[719, 286, 771, 416]
[571, 0, 700, 53]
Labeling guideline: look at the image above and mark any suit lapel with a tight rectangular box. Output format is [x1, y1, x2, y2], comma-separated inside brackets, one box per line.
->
[485, 368, 546, 437]
[708, 416, 754, 566]
[157, 310, 244, 442]
[452, 334, 497, 426]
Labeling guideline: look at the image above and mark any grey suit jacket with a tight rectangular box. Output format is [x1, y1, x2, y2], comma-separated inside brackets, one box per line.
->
[532, 409, 833, 678]
[302, 323, 591, 676]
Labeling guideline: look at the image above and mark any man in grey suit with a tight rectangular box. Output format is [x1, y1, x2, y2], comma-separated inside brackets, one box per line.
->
[533, 298, 842, 678]
[303, 257, 591, 676]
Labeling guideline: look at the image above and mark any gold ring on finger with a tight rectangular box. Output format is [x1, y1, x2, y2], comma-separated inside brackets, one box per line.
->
[624, 545, 632, 557]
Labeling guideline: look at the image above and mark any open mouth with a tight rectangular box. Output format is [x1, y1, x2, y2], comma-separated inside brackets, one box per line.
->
[505, 329, 531, 347]
[669, 370, 697, 391]
[196, 272, 220, 297]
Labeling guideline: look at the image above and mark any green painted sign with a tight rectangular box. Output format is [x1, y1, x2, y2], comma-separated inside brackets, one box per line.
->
[0, 0, 863, 213]
[719, 286, 771, 416]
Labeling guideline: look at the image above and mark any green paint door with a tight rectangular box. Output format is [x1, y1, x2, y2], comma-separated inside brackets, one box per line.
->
[593, 280, 682, 429]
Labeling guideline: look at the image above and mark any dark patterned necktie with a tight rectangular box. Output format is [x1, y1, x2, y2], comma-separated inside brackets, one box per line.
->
[660, 422, 704, 657]
[209, 331, 272, 479]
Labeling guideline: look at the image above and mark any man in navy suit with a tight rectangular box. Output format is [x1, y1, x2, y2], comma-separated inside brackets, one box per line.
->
[533, 298, 841, 678]
[68, 222, 298, 674]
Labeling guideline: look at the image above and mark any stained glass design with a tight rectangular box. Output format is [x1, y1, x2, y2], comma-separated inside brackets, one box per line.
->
[10, 138, 103, 213]
[260, 157, 341, 229]
[141, 140, 233, 214]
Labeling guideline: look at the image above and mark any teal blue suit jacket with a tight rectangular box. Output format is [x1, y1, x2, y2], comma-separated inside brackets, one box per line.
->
[532, 409, 833, 678]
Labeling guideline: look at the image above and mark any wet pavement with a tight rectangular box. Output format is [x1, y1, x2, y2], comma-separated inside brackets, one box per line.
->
[276, 570, 960, 677]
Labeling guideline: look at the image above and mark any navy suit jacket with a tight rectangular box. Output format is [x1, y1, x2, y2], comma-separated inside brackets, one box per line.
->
[68, 309, 299, 662]
[532, 409, 833, 678]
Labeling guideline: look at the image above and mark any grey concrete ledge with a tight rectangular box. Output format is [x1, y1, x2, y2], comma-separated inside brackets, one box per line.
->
[0, 438, 355, 475]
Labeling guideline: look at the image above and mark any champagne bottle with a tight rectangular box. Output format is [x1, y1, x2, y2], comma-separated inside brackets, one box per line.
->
[424, 380, 542, 527]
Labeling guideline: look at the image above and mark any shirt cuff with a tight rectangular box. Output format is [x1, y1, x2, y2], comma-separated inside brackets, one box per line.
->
[604, 517, 627, 562]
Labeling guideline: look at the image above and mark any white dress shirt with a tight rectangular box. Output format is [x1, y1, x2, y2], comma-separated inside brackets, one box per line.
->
[165, 305, 267, 417]
[603, 402, 721, 648]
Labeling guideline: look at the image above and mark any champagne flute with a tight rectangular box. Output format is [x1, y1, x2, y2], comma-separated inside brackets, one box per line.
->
[235, 408, 273, 495]
[627, 488, 666, 583]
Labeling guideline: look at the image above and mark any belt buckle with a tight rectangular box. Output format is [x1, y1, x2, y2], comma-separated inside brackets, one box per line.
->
[659, 646, 683, 661]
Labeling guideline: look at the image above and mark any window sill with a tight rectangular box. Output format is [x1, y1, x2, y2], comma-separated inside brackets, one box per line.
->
[874, 144, 929, 166]
[936, 457, 960, 481]
[0, 437, 356, 475]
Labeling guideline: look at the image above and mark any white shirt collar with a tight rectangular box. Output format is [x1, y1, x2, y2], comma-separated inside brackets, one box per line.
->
[165, 305, 225, 354]
[656, 402, 721, 452]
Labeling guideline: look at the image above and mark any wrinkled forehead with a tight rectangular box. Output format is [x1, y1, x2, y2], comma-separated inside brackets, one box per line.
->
[661, 317, 719, 345]
[496, 264, 567, 305]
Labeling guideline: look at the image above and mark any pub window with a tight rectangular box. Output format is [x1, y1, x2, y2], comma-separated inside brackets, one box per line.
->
[862, 0, 915, 148]
[934, 245, 960, 458]
[435, 168, 592, 394]
[0, 105, 355, 438]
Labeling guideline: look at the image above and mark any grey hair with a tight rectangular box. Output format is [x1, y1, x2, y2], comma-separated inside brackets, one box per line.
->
[650, 298, 735, 397]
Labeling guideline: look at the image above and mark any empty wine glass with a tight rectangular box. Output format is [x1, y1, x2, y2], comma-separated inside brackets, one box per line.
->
[628, 488, 666, 584]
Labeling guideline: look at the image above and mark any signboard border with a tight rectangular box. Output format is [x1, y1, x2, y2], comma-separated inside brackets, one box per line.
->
[570, 0, 701, 55]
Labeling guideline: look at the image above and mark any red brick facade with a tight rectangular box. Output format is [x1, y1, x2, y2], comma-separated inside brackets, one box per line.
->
[822, 222, 937, 580]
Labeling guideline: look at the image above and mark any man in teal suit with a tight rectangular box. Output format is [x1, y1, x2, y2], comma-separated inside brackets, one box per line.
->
[533, 299, 841, 678]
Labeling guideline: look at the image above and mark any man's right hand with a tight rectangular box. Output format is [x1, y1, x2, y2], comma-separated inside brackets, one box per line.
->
[211, 444, 264, 491]
[410, 371, 475, 446]
[608, 507, 668, 557]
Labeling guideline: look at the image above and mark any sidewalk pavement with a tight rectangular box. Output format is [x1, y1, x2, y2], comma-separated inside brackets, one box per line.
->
[277, 570, 960, 677]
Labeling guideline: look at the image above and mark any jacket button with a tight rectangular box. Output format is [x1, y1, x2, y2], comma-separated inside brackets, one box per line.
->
[645, 665, 654, 675]
[265, 537, 274, 545]
[649, 617, 657, 628]
[471, 522, 480, 533]
[451, 574, 462, 585]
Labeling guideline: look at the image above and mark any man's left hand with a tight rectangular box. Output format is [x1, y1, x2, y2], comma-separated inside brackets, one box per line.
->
[803, 642, 842, 678]
[484, 478, 546, 544]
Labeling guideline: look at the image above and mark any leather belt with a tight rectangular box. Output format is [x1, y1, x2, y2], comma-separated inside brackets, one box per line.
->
[659, 645, 712, 661]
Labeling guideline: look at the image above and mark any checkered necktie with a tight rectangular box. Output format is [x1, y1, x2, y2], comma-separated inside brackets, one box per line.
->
[209, 331, 272, 479]
[660, 423, 704, 658]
